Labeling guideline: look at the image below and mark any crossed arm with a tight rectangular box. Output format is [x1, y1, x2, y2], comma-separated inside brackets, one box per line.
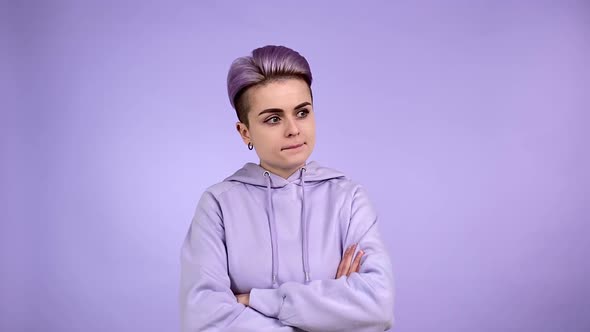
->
[235, 243, 365, 306]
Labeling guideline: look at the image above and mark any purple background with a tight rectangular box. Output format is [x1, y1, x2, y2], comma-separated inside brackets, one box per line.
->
[2, 1, 589, 331]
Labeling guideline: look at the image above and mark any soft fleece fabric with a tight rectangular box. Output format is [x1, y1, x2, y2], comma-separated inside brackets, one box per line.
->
[179, 160, 394, 332]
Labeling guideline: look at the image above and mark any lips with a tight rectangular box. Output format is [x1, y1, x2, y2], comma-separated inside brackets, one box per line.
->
[282, 143, 305, 150]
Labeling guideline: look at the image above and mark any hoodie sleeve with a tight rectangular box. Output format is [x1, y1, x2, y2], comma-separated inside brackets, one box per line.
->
[248, 185, 395, 332]
[179, 191, 299, 332]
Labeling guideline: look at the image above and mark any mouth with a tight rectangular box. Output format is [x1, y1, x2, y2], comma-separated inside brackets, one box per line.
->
[282, 143, 305, 151]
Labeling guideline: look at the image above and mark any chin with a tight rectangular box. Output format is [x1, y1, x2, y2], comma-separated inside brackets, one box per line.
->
[283, 154, 309, 167]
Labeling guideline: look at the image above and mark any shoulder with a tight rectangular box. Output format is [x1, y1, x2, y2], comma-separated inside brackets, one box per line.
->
[304, 161, 359, 191]
[331, 176, 361, 190]
[317, 165, 375, 211]
[333, 178, 375, 214]
[195, 181, 242, 208]
[204, 180, 242, 197]
[323, 172, 366, 198]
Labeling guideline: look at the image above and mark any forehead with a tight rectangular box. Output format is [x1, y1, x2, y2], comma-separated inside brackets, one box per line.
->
[246, 78, 312, 111]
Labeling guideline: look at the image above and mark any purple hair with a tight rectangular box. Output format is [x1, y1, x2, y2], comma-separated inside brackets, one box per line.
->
[227, 45, 313, 126]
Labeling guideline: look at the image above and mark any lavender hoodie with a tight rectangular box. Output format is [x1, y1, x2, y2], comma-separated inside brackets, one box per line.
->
[179, 160, 395, 331]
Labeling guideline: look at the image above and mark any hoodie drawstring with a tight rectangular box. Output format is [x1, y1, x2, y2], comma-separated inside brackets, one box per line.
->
[263, 171, 280, 288]
[300, 167, 311, 283]
[263, 167, 311, 287]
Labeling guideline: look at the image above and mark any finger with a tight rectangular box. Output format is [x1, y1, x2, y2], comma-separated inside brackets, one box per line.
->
[340, 244, 356, 277]
[335, 245, 352, 278]
[335, 244, 354, 278]
[355, 252, 364, 273]
[351, 250, 364, 274]
[348, 250, 364, 276]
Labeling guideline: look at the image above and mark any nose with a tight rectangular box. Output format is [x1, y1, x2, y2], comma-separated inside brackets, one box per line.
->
[285, 117, 300, 137]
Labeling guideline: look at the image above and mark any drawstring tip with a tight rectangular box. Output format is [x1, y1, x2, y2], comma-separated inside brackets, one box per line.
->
[304, 272, 311, 283]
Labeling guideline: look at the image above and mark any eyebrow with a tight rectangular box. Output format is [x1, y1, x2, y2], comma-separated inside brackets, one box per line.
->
[257, 102, 312, 117]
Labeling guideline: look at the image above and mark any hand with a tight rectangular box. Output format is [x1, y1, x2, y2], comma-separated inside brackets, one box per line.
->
[235, 293, 250, 306]
[335, 243, 364, 279]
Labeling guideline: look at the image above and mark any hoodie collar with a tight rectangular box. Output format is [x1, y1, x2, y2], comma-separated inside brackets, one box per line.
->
[224, 160, 345, 187]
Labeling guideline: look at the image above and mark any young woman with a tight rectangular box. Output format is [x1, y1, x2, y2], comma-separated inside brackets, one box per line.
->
[179, 45, 395, 332]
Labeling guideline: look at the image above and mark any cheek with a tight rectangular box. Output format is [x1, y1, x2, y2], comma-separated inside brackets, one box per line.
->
[303, 122, 316, 137]
[256, 129, 280, 149]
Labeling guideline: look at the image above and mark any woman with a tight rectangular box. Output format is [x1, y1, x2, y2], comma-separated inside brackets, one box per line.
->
[179, 45, 395, 331]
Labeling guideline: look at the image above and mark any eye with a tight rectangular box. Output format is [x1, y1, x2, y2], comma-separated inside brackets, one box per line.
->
[297, 109, 310, 118]
[265, 116, 281, 124]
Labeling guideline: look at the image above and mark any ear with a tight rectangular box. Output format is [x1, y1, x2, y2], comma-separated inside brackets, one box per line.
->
[236, 122, 251, 145]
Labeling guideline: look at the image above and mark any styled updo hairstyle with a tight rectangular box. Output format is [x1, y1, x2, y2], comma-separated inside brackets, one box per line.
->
[227, 45, 313, 127]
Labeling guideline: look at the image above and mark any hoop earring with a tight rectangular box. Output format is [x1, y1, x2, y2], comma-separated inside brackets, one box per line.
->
[248, 142, 253, 150]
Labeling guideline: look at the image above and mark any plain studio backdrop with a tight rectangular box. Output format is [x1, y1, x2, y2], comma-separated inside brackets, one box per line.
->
[1, 1, 588, 331]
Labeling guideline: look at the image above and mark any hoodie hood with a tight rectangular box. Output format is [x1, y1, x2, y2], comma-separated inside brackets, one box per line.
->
[224, 160, 345, 287]
[224, 160, 346, 188]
